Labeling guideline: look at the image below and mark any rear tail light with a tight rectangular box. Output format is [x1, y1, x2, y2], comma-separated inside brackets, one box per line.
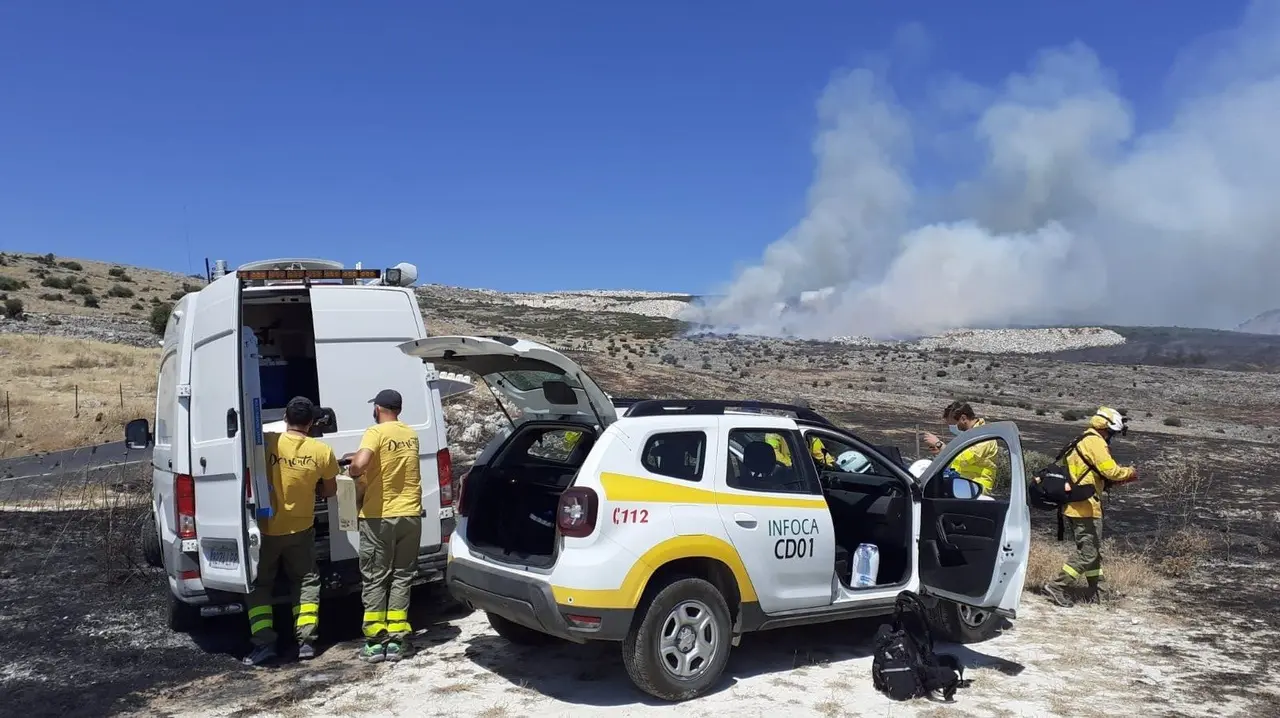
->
[455, 469, 472, 517]
[556, 487, 598, 538]
[436, 449, 453, 506]
[175, 474, 196, 539]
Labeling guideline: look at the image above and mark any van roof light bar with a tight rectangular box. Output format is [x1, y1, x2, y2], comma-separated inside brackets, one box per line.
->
[623, 399, 836, 427]
[237, 268, 382, 285]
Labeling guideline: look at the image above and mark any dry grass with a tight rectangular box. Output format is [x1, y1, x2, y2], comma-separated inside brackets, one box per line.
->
[1026, 533, 1170, 600]
[0, 334, 159, 457]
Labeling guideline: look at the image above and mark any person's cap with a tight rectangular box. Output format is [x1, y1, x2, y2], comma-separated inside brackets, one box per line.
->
[285, 396, 318, 422]
[369, 389, 403, 411]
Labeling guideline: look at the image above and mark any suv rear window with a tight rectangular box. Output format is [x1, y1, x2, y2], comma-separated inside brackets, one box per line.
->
[641, 431, 706, 482]
[727, 429, 817, 494]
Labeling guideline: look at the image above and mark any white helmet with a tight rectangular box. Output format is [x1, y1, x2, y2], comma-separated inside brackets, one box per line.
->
[836, 450, 871, 474]
[1095, 406, 1125, 432]
[909, 459, 932, 478]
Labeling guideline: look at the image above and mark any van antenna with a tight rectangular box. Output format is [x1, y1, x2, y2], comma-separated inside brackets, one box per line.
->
[204, 257, 211, 284]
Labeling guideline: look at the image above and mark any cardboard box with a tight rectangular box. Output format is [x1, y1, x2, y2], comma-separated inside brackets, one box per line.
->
[335, 475, 359, 533]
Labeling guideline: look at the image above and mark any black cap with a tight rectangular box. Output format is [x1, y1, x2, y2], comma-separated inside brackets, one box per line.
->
[369, 389, 403, 412]
[284, 396, 318, 425]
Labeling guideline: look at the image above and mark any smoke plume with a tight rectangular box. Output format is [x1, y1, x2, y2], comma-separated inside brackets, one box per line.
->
[689, 1, 1280, 338]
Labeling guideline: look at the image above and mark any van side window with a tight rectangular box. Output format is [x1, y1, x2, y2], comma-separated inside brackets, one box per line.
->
[155, 351, 178, 446]
[641, 431, 706, 482]
[726, 429, 818, 495]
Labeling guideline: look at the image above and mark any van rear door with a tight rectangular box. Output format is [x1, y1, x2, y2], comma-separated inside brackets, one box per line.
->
[187, 273, 253, 593]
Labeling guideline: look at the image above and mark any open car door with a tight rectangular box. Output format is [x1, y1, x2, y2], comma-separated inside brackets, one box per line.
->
[186, 273, 255, 593]
[397, 335, 618, 428]
[916, 421, 1030, 618]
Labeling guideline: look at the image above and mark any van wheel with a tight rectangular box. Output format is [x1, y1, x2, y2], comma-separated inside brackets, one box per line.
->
[486, 612, 559, 646]
[621, 577, 732, 702]
[929, 600, 1003, 643]
[167, 593, 201, 633]
[141, 513, 162, 568]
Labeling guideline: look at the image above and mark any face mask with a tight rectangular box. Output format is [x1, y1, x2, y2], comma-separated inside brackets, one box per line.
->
[373, 410, 380, 424]
[948, 424, 962, 436]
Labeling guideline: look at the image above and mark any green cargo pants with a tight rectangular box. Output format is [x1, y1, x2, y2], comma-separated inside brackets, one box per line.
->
[1051, 516, 1103, 590]
[359, 516, 422, 644]
[247, 529, 321, 647]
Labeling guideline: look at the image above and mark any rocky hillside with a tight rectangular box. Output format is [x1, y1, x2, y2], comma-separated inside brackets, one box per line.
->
[1238, 308, 1280, 335]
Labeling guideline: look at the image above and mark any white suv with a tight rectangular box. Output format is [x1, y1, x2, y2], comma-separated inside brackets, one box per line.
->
[399, 338, 1031, 702]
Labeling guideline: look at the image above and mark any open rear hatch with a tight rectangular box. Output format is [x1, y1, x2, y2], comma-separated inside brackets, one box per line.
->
[397, 335, 617, 428]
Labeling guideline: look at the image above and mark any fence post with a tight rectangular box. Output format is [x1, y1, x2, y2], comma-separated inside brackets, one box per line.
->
[914, 423, 920, 459]
[119, 383, 124, 409]
[75, 384, 79, 418]
[5, 391, 9, 427]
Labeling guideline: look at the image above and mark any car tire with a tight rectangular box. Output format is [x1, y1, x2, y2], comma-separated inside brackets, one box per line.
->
[928, 599, 1003, 644]
[141, 512, 162, 568]
[167, 593, 202, 633]
[486, 612, 560, 646]
[621, 577, 732, 702]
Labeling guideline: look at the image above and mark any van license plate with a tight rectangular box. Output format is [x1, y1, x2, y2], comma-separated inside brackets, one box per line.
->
[204, 540, 240, 570]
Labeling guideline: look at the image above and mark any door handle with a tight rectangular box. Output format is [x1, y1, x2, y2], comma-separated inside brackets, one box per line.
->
[226, 408, 239, 438]
[733, 512, 757, 529]
[943, 519, 967, 532]
[935, 516, 959, 550]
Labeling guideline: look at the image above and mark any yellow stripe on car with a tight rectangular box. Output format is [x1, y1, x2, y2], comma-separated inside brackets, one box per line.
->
[599, 472, 826, 509]
[551, 534, 759, 609]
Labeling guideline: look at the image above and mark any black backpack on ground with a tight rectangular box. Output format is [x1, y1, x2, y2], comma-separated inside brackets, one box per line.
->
[1028, 435, 1106, 540]
[871, 592, 970, 702]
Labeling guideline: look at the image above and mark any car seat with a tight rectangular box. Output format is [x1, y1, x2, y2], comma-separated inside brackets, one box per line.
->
[740, 441, 779, 488]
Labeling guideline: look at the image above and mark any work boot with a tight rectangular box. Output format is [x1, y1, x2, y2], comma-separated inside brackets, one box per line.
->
[1041, 583, 1074, 608]
[298, 643, 316, 661]
[242, 644, 278, 667]
[359, 642, 386, 664]
[1085, 579, 1107, 604]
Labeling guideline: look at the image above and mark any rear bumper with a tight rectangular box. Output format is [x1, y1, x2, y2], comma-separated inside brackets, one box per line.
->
[186, 544, 450, 606]
[447, 558, 632, 643]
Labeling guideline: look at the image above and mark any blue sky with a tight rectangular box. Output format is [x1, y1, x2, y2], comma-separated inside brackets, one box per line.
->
[0, 1, 1249, 292]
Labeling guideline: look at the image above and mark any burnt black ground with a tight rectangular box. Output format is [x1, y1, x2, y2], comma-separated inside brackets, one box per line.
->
[2, 391, 1278, 715]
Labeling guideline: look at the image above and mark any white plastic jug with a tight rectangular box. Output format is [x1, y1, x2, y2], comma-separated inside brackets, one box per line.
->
[852, 543, 880, 587]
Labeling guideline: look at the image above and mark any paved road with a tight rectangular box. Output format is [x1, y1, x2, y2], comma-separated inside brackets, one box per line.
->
[0, 441, 152, 504]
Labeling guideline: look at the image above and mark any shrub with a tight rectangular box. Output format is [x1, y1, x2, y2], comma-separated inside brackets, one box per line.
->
[38, 292, 64, 301]
[169, 289, 186, 301]
[936, 370, 948, 377]
[107, 284, 135, 298]
[35, 252, 56, 266]
[82, 294, 100, 308]
[69, 284, 93, 296]
[1061, 409, 1087, 421]
[131, 301, 144, 310]
[0, 253, 8, 266]
[149, 304, 173, 335]
[0, 275, 28, 291]
[2, 297, 23, 319]
[41, 275, 74, 289]
[57, 260, 83, 271]
[108, 266, 127, 278]
[1163, 417, 1184, 427]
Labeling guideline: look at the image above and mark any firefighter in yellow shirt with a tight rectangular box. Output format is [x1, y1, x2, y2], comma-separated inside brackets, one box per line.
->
[347, 389, 423, 663]
[244, 397, 338, 666]
[1042, 407, 1138, 608]
[924, 402, 999, 494]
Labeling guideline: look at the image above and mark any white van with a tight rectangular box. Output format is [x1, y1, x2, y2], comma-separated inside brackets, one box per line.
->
[126, 258, 463, 631]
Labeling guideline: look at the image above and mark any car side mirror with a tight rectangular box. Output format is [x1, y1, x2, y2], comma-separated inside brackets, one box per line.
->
[125, 418, 152, 450]
[310, 407, 338, 437]
[951, 476, 983, 500]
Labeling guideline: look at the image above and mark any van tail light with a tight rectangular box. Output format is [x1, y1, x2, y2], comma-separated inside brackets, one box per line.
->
[436, 449, 453, 506]
[175, 474, 196, 539]
[557, 487, 598, 539]
[455, 469, 471, 517]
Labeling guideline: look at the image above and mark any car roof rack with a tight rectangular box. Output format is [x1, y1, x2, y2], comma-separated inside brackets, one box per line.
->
[624, 399, 836, 427]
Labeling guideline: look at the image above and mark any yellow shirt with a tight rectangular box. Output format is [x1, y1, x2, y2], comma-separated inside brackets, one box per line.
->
[810, 436, 836, 467]
[1064, 429, 1136, 519]
[949, 418, 999, 492]
[262, 432, 338, 536]
[764, 433, 793, 467]
[358, 421, 423, 519]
